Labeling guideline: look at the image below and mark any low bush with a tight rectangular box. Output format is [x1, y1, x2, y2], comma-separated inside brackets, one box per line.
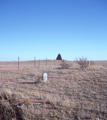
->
[0, 91, 25, 120]
[76, 57, 89, 70]
[60, 63, 70, 69]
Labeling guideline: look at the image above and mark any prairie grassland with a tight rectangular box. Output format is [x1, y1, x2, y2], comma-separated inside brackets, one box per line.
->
[0, 61, 107, 120]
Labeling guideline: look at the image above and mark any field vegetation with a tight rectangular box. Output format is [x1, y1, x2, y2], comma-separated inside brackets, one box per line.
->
[0, 59, 107, 120]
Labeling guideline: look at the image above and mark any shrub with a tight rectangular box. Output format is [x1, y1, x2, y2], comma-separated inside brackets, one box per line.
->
[0, 89, 12, 100]
[0, 100, 15, 120]
[60, 60, 71, 69]
[76, 57, 89, 70]
[60, 63, 70, 69]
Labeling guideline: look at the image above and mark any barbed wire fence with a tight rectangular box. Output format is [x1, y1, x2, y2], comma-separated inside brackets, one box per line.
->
[0, 57, 62, 70]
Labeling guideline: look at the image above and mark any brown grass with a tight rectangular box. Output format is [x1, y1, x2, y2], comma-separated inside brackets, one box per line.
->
[0, 60, 107, 119]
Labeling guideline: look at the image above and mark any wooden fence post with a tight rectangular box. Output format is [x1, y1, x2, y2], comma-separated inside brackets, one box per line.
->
[39, 59, 40, 67]
[54, 59, 55, 66]
[18, 57, 19, 69]
[88, 61, 90, 66]
[46, 58, 47, 67]
[34, 57, 36, 68]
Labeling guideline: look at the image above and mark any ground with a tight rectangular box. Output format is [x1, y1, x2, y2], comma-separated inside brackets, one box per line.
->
[0, 60, 107, 120]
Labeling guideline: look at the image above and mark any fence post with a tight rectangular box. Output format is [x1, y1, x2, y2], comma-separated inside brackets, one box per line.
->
[39, 59, 40, 67]
[88, 61, 90, 66]
[18, 57, 19, 69]
[46, 58, 47, 67]
[34, 57, 36, 68]
[54, 59, 55, 67]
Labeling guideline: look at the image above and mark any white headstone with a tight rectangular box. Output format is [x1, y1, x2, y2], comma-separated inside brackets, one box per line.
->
[42, 73, 47, 81]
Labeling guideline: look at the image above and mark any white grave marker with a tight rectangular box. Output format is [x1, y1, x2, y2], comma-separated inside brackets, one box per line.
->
[42, 73, 47, 81]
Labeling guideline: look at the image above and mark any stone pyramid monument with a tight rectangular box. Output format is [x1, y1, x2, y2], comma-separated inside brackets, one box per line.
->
[56, 54, 62, 60]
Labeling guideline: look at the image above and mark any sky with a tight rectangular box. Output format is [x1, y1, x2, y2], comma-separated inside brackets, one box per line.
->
[0, 0, 107, 61]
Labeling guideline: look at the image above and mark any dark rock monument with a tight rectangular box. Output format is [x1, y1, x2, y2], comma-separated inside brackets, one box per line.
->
[56, 54, 62, 60]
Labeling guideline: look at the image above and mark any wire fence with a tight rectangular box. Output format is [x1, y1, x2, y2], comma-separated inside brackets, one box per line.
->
[0, 57, 64, 70]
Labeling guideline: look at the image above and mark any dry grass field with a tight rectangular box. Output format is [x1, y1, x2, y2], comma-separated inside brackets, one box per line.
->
[0, 60, 107, 120]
